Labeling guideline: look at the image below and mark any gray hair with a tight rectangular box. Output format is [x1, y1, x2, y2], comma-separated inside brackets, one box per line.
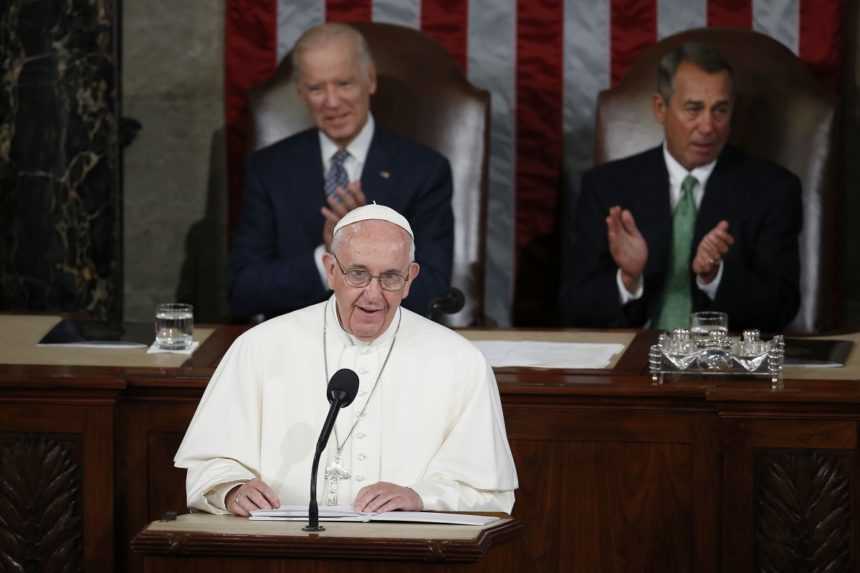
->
[292, 23, 375, 81]
[657, 42, 734, 102]
[331, 221, 416, 262]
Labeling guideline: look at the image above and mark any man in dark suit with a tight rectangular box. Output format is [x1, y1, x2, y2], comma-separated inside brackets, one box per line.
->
[560, 43, 801, 333]
[229, 23, 454, 319]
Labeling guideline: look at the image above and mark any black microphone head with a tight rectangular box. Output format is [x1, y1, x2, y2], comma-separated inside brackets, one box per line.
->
[327, 368, 359, 407]
[447, 287, 466, 313]
[428, 287, 466, 318]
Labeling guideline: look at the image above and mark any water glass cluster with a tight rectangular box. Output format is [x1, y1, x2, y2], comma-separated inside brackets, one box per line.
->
[649, 327, 785, 389]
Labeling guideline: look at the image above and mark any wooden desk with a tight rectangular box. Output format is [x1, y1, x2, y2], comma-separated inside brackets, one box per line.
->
[1, 316, 858, 572]
[131, 513, 524, 572]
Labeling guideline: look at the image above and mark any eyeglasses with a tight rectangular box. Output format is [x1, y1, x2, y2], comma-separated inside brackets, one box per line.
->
[332, 254, 409, 291]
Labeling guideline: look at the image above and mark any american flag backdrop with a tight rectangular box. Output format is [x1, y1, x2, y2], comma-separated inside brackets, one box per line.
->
[225, 0, 842, 326]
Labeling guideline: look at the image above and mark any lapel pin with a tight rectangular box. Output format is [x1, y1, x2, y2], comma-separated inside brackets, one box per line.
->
[379, 170, 391, 179]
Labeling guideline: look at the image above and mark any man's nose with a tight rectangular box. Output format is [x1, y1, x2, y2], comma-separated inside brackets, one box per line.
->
[698, 112, 716, 134]
[323, 85, 340, 107]
[361, 277, 384, 298]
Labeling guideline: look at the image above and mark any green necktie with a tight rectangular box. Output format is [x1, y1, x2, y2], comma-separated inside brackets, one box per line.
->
[655, 175, 698, 331]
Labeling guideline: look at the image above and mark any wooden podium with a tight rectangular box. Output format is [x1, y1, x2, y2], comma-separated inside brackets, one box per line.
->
[131, 513, 525, 572]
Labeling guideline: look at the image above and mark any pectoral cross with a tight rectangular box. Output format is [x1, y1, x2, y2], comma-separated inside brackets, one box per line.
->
[324, 453, 351, 506]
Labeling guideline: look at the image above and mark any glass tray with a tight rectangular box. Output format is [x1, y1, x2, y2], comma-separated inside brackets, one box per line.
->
[648, 328, 784, 389]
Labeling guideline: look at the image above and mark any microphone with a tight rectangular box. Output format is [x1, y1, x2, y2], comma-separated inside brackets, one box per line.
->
[429, 287, 466, 322]
[304, 368, 359, 532]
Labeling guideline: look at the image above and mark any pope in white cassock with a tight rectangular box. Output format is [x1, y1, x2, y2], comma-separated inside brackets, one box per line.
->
[175, 204, 518, 515]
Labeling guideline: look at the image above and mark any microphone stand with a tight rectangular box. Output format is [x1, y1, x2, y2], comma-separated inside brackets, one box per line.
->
[304, 380, 355, 531]
[304, 402, 341, 531]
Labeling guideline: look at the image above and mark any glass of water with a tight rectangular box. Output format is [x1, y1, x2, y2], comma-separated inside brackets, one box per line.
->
[154, 303, 194, 350]
[689, 311, 728, 339]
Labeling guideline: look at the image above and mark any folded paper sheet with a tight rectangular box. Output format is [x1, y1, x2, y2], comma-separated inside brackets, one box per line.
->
[472, 340, 625, 369]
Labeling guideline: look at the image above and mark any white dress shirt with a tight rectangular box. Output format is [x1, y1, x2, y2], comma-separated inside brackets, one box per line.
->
[313, 115, 376, 284]
[617, 144, 722, 305]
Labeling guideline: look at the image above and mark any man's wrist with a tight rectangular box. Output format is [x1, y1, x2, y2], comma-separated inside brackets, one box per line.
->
[620, 271, 642, 293]
[407, 487, 424, 511]
[697, 270, 717, 284]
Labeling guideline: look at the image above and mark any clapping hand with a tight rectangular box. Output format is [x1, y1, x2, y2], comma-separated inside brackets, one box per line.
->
[321, 181, 367, 251]
[606, 206, 648, 292]
[692, 220, 734, 284]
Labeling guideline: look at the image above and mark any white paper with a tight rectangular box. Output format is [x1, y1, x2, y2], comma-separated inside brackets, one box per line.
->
[368, 511, 498, 526]
[249, 505, 499, 526]
[472, 340, 624, 369]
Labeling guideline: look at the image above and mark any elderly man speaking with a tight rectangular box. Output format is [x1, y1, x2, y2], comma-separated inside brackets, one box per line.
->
[176, 204, 517, 515]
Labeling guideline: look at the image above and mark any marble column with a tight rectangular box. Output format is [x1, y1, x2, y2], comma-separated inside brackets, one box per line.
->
[0, 0, 120, 320]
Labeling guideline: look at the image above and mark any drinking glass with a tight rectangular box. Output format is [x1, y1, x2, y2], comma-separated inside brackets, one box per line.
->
[154, 303, 194, 350]
[689, 311, 728, 339]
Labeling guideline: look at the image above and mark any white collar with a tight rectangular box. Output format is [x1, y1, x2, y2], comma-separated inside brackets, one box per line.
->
[662, 143, 718, 190]
[319, 113, 375, 165]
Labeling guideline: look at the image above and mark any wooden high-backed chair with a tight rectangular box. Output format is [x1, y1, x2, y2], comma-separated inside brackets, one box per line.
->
[593, 28, 840, 334]
[248, 22, 490, 326]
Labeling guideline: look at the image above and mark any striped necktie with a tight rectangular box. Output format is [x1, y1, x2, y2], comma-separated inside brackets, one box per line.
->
[324, 149, 350, 198]
[655, 174, 699, 331]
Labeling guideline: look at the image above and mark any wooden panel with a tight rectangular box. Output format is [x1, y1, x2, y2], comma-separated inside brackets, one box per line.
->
[504, 403, 698, 442]
[506, 403, 707, 573]
[0, 402, 116, 573]
[118, 399, 198, 573]
[147, 431, 189, 521]
[721, 419, 858, 572]
[734, 419, 856, 449]
[509, 440, 560, 573]
[0, 433, 83, 572]
[563, 442, 693, 573]
[755, 449, 853, 572]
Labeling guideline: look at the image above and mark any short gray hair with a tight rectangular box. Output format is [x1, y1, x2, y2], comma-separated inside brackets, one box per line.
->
[657, 42, 734, 102]
[331, 221, 416, 262]
[292, 23, 375, 81]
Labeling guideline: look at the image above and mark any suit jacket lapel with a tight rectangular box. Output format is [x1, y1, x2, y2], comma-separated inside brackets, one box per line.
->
[361, 128, 397, 203]
[295, 131, 326, 238]
[695, 147, 736, 244]
[639, 147, 673, 279]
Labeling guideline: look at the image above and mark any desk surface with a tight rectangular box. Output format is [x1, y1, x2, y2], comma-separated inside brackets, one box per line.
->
[1, 315, 859, 397]
[0, 315, 215, 368]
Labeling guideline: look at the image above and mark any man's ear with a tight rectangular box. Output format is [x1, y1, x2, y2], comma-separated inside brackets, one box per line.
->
[367, 62, 377, 95]
[322, 252, 337, 289]
[652, 93, 667, 125]
[400, 262, 420, 300]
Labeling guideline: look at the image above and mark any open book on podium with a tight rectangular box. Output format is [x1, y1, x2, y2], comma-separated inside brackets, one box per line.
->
[250, 505, 500, 526]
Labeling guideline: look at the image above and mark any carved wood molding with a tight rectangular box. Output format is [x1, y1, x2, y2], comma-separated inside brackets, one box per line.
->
[755, 449, 852, 572]
[0, 434, 83, 572]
